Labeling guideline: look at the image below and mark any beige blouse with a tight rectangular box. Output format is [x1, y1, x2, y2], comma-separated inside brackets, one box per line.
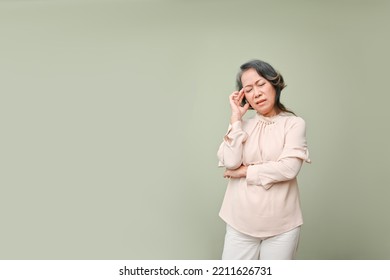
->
[217, 112, 310, 238]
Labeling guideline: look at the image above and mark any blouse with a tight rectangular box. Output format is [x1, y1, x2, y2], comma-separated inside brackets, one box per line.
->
[217, 112, 310, 238]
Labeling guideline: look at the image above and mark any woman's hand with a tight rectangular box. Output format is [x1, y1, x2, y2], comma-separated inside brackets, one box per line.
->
[229, 89, 250, 124]
[224, 165, 248, 179]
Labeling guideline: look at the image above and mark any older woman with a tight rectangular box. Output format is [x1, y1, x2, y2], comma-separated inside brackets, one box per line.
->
[217, 59, 310, 260]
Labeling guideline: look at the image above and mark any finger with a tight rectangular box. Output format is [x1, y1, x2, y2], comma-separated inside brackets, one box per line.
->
[230, 91, 239, 98]
[230, 91, 240, 102]
[229, 94, 241, 108]
[238, 89, 245, 104]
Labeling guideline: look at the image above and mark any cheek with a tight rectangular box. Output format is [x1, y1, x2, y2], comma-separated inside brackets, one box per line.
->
[265, 89, 277, 102]
[244, 93, 255, 107]
[267, 93, 275, 102]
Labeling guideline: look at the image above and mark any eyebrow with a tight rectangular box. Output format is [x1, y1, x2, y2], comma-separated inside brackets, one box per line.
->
[243, 78, 265, 88]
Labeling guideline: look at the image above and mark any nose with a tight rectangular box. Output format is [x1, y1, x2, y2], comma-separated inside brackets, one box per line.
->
[254, 87, 262, 98]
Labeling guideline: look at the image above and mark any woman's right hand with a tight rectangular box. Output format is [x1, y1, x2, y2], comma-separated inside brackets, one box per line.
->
[229, 88, 250, 123]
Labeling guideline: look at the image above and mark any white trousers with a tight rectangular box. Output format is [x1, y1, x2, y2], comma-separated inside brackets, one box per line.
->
[222, 225, 301, 260]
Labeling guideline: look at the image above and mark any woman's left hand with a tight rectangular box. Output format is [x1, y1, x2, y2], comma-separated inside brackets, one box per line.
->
[224, 165, 248, 179]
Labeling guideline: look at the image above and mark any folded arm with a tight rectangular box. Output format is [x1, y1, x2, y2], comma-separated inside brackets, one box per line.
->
[246, 117, 310, 189]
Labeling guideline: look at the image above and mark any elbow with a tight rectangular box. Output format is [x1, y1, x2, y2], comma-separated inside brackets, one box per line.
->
[223, 160, 242, 170]
[217, 149, 242, 169]
[217, 157, 242, 169]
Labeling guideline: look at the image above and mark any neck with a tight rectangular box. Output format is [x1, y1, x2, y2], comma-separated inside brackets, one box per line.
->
[260, 108, 280, 118]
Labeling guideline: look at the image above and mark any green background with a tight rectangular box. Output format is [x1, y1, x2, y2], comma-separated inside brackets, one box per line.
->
[1, 0, 389, 259]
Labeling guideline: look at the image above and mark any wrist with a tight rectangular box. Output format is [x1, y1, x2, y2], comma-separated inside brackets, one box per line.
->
[230, 114, 241, 124]
[241, 166, 248, 177]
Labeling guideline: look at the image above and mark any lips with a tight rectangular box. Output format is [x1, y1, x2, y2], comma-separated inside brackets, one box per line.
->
[255, 99, 266, 106]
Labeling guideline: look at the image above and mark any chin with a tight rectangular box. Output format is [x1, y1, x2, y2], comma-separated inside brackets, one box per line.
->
[255, 108, 267, 115]
[256, 109, 273, 116]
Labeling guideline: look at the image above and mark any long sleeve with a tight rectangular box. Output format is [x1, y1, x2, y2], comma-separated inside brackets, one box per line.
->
[246, 117, 310, 190]
[218, 113, 308, 238]
[217, 121, 248, 170]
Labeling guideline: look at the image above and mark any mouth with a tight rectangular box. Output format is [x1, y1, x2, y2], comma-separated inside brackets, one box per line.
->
[255, 99, 266, 106]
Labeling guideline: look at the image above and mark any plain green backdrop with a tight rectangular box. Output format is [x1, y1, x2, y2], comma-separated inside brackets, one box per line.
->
[1, 0, 389, 259]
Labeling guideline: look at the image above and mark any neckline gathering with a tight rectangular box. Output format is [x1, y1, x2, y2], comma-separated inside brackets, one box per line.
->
[255, 112, 286, 125]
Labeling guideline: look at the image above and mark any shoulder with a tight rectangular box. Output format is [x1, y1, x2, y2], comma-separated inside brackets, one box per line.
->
[279, 113, 307, 132]
[280, 113, 305, 124]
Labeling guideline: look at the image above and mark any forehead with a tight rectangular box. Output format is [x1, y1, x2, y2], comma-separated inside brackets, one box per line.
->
[241, 68, 265, 86]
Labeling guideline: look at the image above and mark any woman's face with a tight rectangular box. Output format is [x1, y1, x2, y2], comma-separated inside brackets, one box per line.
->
[241, 68, 278, 117]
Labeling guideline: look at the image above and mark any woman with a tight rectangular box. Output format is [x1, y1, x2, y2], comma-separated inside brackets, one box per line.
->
[217, 59, 310, 260]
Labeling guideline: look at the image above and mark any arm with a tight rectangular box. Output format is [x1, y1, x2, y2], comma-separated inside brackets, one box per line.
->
[217, 89, 250, 169]
[217, 121, 248, 170]
[246, 117, 310, 189]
